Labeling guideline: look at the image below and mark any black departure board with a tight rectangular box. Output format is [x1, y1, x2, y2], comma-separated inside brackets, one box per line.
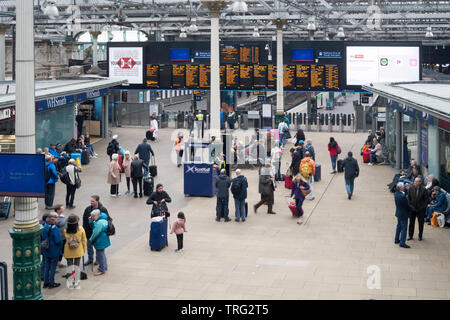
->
[310, 65, 325, 90]
[325, 65, 339, 90]
[186, 65, 199, 88]
[267, 65, 276, 89]
[296, 65, 310, 89]
[159, 64, 172, 88]
[220, 65, 226, 87]
[239, 65, 253, 89]
[226, 65, 239, 89]
[240, 46, 260, 64]
[221, 45, 239, 64]
[172, 65, 186, 88]
[146, 65, 159, 88]
[283, 65, 296, 89]
[253, 65, 267, 88]
[199, 65, 210, 88]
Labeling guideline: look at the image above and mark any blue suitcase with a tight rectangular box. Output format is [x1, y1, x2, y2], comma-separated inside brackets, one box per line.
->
[314, 164, 321, 182]
[149, 218, 168, 251]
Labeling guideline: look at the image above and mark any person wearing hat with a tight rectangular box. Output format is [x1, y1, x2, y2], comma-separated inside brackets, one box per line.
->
[107, 135, 120, 161]
[122, 150, 132, 195]
[291, 174, 310, 225]
[41, 212, 63, 288]
[108, 153, 121, 196]
[63, 214, 87, 278]
[147, 183, 172, 218]
[65, 158, 81, 209]
[88, 209, 110, 276]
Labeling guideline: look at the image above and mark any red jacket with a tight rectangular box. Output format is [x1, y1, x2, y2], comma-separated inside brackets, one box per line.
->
[328, 143, 338, 156]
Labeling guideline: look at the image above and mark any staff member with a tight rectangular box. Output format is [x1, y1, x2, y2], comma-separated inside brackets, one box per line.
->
[196, 112, 204, 138]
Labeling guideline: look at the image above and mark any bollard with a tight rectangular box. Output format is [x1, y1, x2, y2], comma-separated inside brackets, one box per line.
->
[305, 113, 310, 131]
[351, 114, 356, 133]
[317, 114, 321, 132]
[328, 114, 332, 132]
[340, 114, 344, 132]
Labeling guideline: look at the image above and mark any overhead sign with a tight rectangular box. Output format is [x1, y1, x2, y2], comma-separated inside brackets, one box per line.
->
[194, 51, 210, 59]
[318, 51, 342, 59]
[109, 47, 143, 84]
[36, 95, 75, 112]
[0, 106, 15, 122]
[76, 88, 108, 102]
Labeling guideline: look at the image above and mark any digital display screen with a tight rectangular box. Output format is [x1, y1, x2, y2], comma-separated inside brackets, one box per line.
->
[159, 64, 172, 88]
[199, 65, 210, 88]
[221, 45, 239, 64]
[267, 65, 277, 89]
[292, 49, 314, 62]
[240, 46, 260, 64]
[239, 65, 253, 89]
[325, 65, 339, 90]
[226, 65, 239, 89]
[172, 65, 186, 88]
[220, 65, 226, 87]
[296, 65, 310, 89]
[346, 46, 420, 85]
[186, 65, 199, 88]
[253, 65, 267, 88]
[170, 48, 190, 61]
[310, 65, 325, 90]
[146, 65, 159, 88]
[283, 65, 296, 89]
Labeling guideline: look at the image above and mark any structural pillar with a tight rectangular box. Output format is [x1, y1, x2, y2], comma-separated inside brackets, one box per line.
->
[427, 121, 440, 178]
[395, 111, 402, 170]
[9, 0, 43, 300]
[87, 31, 102, 74]
[0, 25, 8, 81]
[275, 22, 284, 113]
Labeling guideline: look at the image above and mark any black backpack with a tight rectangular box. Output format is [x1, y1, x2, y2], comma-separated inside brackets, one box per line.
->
[58, 167, 71, 185]
[105, 215, 116, 236]
[231, 178, 243, 196]
[106, 142, 115, 156]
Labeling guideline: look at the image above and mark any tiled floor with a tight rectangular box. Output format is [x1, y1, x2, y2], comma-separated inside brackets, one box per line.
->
[1, 127, 450, 300]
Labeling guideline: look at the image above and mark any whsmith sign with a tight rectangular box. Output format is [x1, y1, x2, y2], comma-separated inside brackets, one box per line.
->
[36, 95, 75, 112]
[76, 89, 108, 102]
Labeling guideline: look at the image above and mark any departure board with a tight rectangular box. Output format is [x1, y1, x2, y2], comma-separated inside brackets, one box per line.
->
[186, 65, 199, 88]
[146, 65, 159, 88]
[159, 64, 172, 88]
[220, 65, 226, 87]
[226, 65, 239, 89]
[199, 65, 210, 88]
[240, 46, 260, 64]
[325, 65, 339, 90]
[267, 65, 276, 89]
[221, 45, 239, 64]
[253, 65, 267, 88]
[239, 65, 253, 89]
[172, 65, 186, 88]
[283, 65, 296, 89]
[310, 65, 325, 90]
[295, 65, 310, 89]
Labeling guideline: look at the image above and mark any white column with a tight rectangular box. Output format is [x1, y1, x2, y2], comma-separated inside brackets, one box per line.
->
[14, 0, 39, 231]
[276, 25, 284, 113]
[0, 26, 6, 81]
[92, 32, 99, 67]
[209, 11, 221, 138]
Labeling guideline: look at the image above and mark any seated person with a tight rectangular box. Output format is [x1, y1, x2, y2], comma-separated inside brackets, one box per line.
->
[425, 174, 440, 198]
[376, 127, 386, 144]
[48, 143, 60, 159]
[368, 138, 382, 166]
[63, 138, 77, 155]
[43, 147, 52, 158]
[426, 186, 448, 224]
[365, 130, 376, 147]
[84, 134, 97, 158]
[401, 167, 422, 189]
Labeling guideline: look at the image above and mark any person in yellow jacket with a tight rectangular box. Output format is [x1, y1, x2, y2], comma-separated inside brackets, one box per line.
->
[300, 151, 316, 201]
[63, 214, 87, 278]
[196, 112, 204, 138]
[174, 132, 185, 167]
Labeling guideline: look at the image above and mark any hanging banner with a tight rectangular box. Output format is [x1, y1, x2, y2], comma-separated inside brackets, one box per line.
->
[108, 47, 143, 84]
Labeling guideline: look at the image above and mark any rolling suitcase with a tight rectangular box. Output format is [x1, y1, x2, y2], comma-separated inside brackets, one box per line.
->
[0, 197, 11, 219]
[363, 151, 371, 163]
[314, 164, 321, 182]
[289, 201, 304, 217]
[337, 159, 344, 173]
[149, 217, 168, 251]
[81, 150, 90, 165]
[245, 202, 248, 218]
[144, 175, 154, 196]
[149, 157, 157, 177]
[284, 175, 293, 189]
[71, 153, 82, 168]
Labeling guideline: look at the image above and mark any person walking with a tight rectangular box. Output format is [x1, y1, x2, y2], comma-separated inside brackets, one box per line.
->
[170, 212, 187, 253]
[407, 177, 428, 241]
[215, 169, 231, 222]
[227, 110, 236, 130]
[106, 135, 120, 161]
[271, 143, 282, 181]
[196, 111, 204, 138]
[54, 205, 67, 269]
[82, 195, 109, 266]
[327, 137, 339, 174]
[150, 116, 159, 140]
[294, 129, 306, 145]
[122, 151, 132, 195]
[278, 119, 289, 148]
[65, 159, 81, 209]
[394, 182, 411, 248]
[254, 163, 276, 214]
[187, 110, 195, 136]
[147, 184, 172, 218]
[45, 155, 59, 210]
[130, 155, 146, 198]
[62, 214, 87, 278]
[291, 174, 310, 225]
[290, 141, 304, 177]
[342, 151, 360, 200]
[300, 151, 316, 201]
[174, 132, 185, 167]
[231, 169, 248, 222]
[88, 209, 110, 276]
[134, 138, 155, 176]
[108, 153, 121, 197]
[41, 212, 62, 288]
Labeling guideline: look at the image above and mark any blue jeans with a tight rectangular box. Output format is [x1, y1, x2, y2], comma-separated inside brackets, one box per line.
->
[234, 198, 246, 221]
[87, 239, 95, 262]
[42, 256, 58, 285]
[280, 133, 287, 147]
[395, 218, 408, 245]
[330, 155, 337, 171]
[345, 178, 355, 195]
[189, 123, 194, 135]
[216, 197, 229, 219]
[295, 198, 304, 217]
[426, 207, 436, 221]
[370, 153, 377, 164]
[143, 159, 150, 176]
[96, 249, 108, 273]
[87, 144, 95, 156]
[272, 162, 281, 181]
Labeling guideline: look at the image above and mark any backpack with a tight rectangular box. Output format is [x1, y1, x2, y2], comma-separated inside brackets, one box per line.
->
[40, 225, 53, 251]
[300, 160, 312, 179]
[67, 234, 79, 249]
[105, 215, 116, 236]
[106, 142, 115, 156]
[274, 150, 282, 162]
[58, 167, 71, 185]
[44, 164, 50, 183]
[231, 178, 243, 196]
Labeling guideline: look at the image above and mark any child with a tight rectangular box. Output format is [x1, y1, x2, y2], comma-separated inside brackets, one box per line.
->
[170, 212, 187, 253]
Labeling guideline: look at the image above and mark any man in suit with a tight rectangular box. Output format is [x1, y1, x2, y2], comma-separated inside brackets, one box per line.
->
[395, 182, 410, 248]
[342, 151, 359, 200]
[407, 177, 429, 241]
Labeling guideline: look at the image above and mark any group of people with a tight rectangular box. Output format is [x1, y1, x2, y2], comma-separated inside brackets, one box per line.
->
[363, 128, 386, 165]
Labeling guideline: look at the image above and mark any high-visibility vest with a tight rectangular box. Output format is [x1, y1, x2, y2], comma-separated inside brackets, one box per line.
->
[175, 137, 184, 151]
[196, 114, 204, 121]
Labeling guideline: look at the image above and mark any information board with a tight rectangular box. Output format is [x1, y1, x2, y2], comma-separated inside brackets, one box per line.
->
[172, 65, 186, 88]
[186, 65, 199, 88]
[239, 65, 253, 89]
[253, 65, 267, 88]
[296, 65, 310, 89]
[146, 65, 159, 88]
[226, 65, 239, 89]
[267, 65, 276, 89]
[325, 65, 339, 90]
[221, 45, 239, 64]
[310, 65, 325, 90]
[159, 65, 172, 88]
[283, 65, 296, 89]
[199, 65, 210, 88]
[220, 65, 226, 87]
[240, 46, 260, 64]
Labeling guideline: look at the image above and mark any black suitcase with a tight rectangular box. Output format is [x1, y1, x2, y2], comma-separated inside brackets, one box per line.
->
[149, 157, 157, 177]
[144, 175, 154, 196]
[245, 202, 248, 218]
[0, 197, 11, 219]
[81, 150, 90, 165]
[337, 159, 344, 173]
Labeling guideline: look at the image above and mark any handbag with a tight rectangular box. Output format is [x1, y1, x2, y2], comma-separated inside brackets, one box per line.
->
[336, 144, 342, 155]
[302, 189, 311, 197]
[40, 225, 53, 251]
[75, 172, 81, 189]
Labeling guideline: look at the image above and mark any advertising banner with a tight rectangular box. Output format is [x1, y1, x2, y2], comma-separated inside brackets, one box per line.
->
[109, 47, 143, 84]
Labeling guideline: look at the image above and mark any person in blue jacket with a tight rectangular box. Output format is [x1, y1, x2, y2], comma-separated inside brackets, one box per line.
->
[45, 155, 59, 210]
[426, 186, 448, 224]
[231, 169, 248, 222]
[394, 182, 411, 248]
[48, 143, 60, 159]
[89, 209, 111, 276]
[41, 212, 62, 288]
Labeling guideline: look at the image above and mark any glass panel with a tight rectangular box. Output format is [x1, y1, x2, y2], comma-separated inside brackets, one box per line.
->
[403, 114, 418, 166]
[439, 129, 450, 192]
[36, 105, 75, 149]
[387, 108, 396, 164]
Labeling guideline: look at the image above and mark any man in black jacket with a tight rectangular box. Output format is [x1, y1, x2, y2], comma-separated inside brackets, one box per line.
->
[147, 184, 171, 218]
[130, 155, 147, 198]
[107, 135, 120, 160]
[83, 195, 109, 266]
[135, 138, 155, 176]
[407, 177, 428, 241]
[215, 169, 231, 222]
[343, 151, 360, 200]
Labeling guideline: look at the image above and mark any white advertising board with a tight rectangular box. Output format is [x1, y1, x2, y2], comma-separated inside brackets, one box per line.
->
[108, 47, 143, 84]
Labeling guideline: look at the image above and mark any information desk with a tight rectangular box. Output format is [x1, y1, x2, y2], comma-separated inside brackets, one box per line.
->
[184, 163, 217, 197]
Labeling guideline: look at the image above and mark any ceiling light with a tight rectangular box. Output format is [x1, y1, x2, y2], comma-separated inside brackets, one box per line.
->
[232, 0, 248, 13]
[307, 17, 316, 31]
[337, 27, 345, 39]
[188, 18, 198, 33]
[43, 0, 59, 19]
[425, 26, 434, 38]
[252, 27, 260, 37]
[179, 28, 187, 38]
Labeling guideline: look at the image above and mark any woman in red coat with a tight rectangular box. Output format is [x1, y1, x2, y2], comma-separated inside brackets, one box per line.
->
[328, 137, 339, 174]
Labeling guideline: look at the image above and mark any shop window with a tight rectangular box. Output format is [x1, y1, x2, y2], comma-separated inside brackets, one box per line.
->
[439, 129, 450, 192]
[36, 105, 75, 149]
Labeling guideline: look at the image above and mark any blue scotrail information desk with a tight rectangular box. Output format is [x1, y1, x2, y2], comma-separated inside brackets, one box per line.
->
[184, 163, 217, 197]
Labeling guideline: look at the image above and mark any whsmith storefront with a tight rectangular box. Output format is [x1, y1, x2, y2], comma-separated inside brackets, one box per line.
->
[365, 81, 450, 191]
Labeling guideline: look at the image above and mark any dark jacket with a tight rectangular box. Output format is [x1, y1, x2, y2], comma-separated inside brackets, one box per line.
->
[304, 144, 315, 161]
[135, 142, 154, 163]
[365, 133, 376, 146]
[258, 174, 274, 199]
[130, 158, 146, 178]
[343, 156, 359, 180]
[407, 184, 429, 213]
[215, 174, 231, 198]
[291, 181, 310, 200]
[395, 191, 410, 220]
[41, 223, 62, 258]
[147, 191, 171, 217]
[295, 129, 305, 142]
[430, 191, 448, 213]
[64, 142, 76, 154]
[231, 175, 248, 200]
[290, 149, 303, 176]
[83, 202, 109, 239]
[187, 113, 195, 125]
